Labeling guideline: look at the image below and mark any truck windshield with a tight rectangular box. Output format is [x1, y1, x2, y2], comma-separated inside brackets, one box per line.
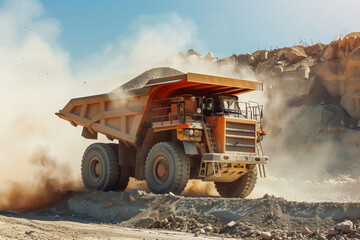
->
[219, 96, 242, 117]
[223, 99, 236, 110]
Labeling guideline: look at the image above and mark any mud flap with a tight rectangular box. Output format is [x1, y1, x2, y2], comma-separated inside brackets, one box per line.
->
[183, 142, 198, 155]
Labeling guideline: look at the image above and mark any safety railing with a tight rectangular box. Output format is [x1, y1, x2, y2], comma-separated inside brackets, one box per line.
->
[151, 96, 204, 126]
[222, 101, 263, 126]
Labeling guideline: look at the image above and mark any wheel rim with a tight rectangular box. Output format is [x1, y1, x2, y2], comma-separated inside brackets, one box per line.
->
[89, 156, 103, 182]
[153, 155, 170, 185]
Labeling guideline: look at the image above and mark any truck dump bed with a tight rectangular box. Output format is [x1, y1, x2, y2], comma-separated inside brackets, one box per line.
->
[56, 72, 263, 145]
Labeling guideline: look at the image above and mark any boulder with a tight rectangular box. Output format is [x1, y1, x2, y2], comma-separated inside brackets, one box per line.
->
[206, 51, 214, 58]
[301, 227, 311, 235]
[349, 230, 360, 238]
[327, 229, 339, 236]
[305, 43, 326, 56]
[130, 189, 145, 200]
[247, 53, 256, 64]
[204, 226, 213, 232]
[260, 51, 269, 62]
[344, 32, 360, 51]
[260, 231, 272, 240]
[335, 220, 353, 233]
[271, 66, 283, 75]
[340, 47, 360, 118]
[186, 49, 201, 57]
[285, 46, 307, 62]
[341, 91, 360, 119]
[322, 41, 338, 60]
[348, 47, 360, 67]
[143, 194, 155, 200]
[226, 221, 236, 228]
[297, 75, 316, 99]
[271, 232, 282, 240]
[219, 55, 236, 64]
[348, 36, 360, 52]
[167, 215, 174, 222]
[296, 64, 310, 81]
[204, 52, 215, 61]
[314, 61, 347, 97]
[345, 32, 360, 38]
[169, 192, 181, 199]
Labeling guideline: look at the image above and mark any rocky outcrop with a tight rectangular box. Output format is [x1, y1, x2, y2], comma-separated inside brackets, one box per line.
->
[250, 33, 360, 120]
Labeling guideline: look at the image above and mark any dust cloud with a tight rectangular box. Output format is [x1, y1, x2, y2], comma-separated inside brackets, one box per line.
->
[182, 180, 219, 196]
[124, 179, 219, 197]
[0, 148, 82, 211]
[252, 77, 360, 201]
[125, 178, 149, 192]
[0, 0, 197, 211]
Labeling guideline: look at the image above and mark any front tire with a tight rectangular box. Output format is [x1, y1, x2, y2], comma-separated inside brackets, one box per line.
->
[215, 167, 257, 198]
[81, 143, 119, 191]
[145, 142, 190, 194]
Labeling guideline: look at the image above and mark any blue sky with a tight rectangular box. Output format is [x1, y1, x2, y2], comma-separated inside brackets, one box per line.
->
[1, 0, 359, 79]
[36, 0, 359, 62]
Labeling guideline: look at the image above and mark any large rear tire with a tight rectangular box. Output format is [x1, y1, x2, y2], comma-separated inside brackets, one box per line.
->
[145, 142, 190, 195]
[108, 143, 131, 191]
[215, 167, 257, 198]
[81, 143, 119, 191]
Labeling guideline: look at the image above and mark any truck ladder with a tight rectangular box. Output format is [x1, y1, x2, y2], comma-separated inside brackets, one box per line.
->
[256, 141, 266, 178]
[203, 123, 220, 153]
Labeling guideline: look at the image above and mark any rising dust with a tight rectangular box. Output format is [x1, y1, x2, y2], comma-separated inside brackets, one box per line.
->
[0, 148, 82, 211]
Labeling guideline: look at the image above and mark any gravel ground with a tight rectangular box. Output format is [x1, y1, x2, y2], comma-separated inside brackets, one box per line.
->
[1, 190, 359, 239]
[17, 190, 355, 240]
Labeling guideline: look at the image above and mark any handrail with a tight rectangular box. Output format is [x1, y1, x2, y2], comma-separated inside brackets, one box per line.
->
[151, 96, 203, 125]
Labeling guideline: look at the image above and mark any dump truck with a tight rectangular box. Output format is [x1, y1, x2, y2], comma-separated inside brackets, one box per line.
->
[56, 72, 268, 197]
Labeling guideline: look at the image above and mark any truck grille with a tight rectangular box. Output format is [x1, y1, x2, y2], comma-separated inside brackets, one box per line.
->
[225, 121, 256, 153]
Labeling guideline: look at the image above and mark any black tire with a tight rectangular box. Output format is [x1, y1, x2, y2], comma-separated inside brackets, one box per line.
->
[81, 143, 119, 191]
[215, 167, 257, 198]
[108, 143, 131, 191]
[116, 167, 131, 191]
[145, 142, 190, 194]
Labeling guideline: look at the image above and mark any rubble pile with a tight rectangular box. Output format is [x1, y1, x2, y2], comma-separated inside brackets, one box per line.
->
[67, 190, 360, 239]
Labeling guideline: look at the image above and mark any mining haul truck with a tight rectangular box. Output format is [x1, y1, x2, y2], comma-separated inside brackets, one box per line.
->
[56, 72, 268, 198]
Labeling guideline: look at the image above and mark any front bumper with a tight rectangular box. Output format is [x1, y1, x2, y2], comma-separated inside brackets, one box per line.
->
[202, 153, 269, 164]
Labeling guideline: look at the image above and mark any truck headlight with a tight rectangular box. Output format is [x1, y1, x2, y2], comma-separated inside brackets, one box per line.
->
[194, 129, 200, 136]
[189, 129, 194, 135]
[184, 129, 190, 135]
[196, 108, 202, 114]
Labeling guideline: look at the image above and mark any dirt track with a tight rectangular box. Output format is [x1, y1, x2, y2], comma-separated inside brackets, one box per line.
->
[0, 213, 233, 240]
[1, 190, 359, 240]
[0, 213, 229, 240]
